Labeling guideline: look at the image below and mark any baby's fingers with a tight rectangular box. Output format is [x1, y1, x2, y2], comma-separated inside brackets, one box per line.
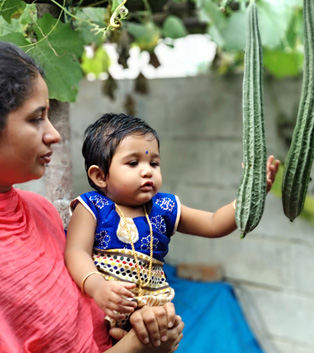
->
[115, 282, 136, 298]
[109, 293, 137, 313]
[267, 155, 275, 165]
[105, 308, 127, 321]
[266, 156, 280, 192]
[267, 156, 280, 177]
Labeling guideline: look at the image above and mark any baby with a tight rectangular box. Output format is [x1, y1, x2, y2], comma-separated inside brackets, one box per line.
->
[65, 112, 279, 329]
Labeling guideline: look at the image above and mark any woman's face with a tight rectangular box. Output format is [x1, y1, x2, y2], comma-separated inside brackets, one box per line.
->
[0, 74, 60, 192]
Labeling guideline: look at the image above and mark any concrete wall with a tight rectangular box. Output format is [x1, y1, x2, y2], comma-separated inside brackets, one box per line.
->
[69, 75, 314, 353]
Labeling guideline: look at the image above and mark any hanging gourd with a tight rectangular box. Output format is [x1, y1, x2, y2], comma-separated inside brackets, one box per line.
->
[235, 0, 267, 237]
[281, 0, 314, 222]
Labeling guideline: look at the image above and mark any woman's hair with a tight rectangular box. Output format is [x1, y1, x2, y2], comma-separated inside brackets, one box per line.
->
[0, 41, 44, 130]
[83, 113, 160, 191]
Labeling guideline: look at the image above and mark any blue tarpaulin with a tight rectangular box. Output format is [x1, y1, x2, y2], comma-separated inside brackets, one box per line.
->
[164, 264, 265, 353]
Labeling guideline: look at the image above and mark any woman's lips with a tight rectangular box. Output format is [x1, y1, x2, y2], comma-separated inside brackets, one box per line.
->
[40, 151, 53, 164]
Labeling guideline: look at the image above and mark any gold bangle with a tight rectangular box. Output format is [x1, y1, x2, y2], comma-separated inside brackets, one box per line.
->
[232, 200, 236, 211]
[81, 271, 105, 294]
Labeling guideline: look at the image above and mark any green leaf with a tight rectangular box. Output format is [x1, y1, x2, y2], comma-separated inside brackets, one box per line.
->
[198, 1, 226, 30]
[125, 22, 160, 51]
[18, 3, 37, 26]
[0, 32, 31, 47]
[0, 0, 25, 24]
[35, 13, 84, 58]
[258, 1, 295, 49]
[0, 33, 82, 101]
[77, 21, 104, 46]
[28, 13, 85, 102]
[75, 8, 107, 46]
[263, 48, 303, 78]
[27, 40, 82, 102]
[285, 8, 303, 49]
[162, 15, 187, 39]
[112, 0, 124, 12]
[201, 1, 246, 51]
[219, 11, 246, 51]
[81, 46, 111, 77]
[0, 15, 24, 35]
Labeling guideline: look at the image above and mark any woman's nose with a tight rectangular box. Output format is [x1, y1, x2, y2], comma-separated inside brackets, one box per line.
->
[43, 120, 61, 145]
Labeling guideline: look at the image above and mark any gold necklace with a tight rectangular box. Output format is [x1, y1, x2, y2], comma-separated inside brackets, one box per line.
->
[115, 203, 154, 296]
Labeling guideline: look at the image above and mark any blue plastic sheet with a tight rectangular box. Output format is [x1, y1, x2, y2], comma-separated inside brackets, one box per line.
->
[164, 264, 265, 353]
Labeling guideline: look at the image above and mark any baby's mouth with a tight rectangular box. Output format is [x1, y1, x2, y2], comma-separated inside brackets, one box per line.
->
[141, 181, 154, 190]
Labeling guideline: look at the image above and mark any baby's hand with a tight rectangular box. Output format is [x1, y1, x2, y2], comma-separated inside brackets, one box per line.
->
[93, 280, 137, 320]
[266, 155, 280, 192]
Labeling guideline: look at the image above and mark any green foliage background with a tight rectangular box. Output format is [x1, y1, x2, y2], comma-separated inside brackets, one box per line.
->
[0, 0, 305, 102]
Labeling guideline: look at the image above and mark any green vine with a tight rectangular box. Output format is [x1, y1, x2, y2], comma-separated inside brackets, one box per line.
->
[48, 0, 129, 33]
[109, 0, 129, 29]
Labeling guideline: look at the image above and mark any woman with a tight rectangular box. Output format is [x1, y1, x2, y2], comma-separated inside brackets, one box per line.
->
[0, 41, 184, 353]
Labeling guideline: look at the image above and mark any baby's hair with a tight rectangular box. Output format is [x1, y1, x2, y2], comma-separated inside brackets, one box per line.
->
[0, 41, 45, 130]
[82, 113, 160, 192]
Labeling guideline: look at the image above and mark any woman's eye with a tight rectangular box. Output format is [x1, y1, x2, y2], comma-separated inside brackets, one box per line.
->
[30, 116, 44, 125]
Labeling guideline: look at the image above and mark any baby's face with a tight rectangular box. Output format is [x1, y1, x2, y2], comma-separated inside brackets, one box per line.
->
[103, 133, 162, 206]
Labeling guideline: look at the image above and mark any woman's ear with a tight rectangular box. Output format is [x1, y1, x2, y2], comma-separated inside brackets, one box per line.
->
[88, 165, 107, 188]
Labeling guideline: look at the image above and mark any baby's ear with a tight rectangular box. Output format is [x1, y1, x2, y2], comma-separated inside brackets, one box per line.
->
[88, 165, 107, 188]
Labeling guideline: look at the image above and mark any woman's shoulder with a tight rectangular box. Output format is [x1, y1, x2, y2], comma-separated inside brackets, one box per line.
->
[16, 188, 55, 210]
[16, 188, 64, 229]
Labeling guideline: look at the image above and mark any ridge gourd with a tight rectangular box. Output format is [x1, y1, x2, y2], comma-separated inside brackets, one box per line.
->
[235, 0, 267, 237]
[281, 0, 314, 222]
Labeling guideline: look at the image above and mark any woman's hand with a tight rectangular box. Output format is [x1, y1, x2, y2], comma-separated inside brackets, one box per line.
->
[109, 302, 179, 346]
[109, 313, 184, 353]
[129, 302, 176, 346]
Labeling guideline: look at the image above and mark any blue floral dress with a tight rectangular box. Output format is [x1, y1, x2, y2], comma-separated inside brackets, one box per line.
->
[71, 191, 181, 328]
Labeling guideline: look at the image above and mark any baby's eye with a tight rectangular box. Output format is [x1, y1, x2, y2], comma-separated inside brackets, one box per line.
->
[150, 161, 160, 167]
[128, 161, 138, 167]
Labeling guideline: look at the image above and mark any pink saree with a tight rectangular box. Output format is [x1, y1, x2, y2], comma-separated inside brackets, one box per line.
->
[0, 188, 111, 352]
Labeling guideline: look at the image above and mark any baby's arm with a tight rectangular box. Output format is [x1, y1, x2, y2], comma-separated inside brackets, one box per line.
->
[65, 203, 137, 320]
[178, 200, 237, 238]
[178, 155, 280, 238]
